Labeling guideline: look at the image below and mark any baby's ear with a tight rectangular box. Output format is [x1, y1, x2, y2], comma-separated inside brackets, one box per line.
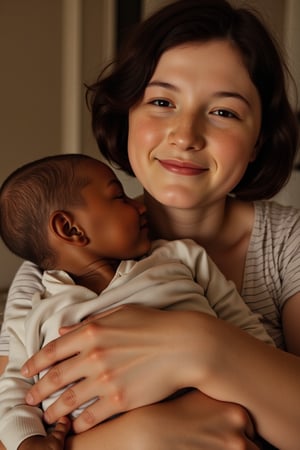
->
[49, 210, 89, 246]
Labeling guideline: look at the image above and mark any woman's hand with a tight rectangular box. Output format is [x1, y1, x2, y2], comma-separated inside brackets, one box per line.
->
[141, 390, 262, 450]
[66, 390, 261, 450]
[131, 390, 261, 450]
[21, 306, 206, 433]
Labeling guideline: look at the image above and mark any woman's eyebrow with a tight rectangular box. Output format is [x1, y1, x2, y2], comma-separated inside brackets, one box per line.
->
[147, 82, 251, 107]
[147, 80, 179, 92]
[213, 91, 251, 108]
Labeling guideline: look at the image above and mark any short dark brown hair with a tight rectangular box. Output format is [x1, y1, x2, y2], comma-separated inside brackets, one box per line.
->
[86, 0, 298, 200]
[0, 154, 93, 269]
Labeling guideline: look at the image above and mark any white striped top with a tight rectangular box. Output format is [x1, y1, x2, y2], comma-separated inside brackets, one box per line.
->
[242, 201, 300, 348]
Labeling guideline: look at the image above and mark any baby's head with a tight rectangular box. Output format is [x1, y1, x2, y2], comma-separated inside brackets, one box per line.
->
[0, 154, 150, 271]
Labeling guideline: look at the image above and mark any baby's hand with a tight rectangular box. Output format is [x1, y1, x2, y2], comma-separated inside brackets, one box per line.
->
[18, 417, 70, 450]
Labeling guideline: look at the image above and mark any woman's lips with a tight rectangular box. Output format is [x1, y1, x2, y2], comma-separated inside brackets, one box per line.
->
[158, 159, 208, 176]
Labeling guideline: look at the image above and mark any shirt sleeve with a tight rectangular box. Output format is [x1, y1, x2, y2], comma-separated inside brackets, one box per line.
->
[0, 261, 43, 356]
[278, 208, 300, 308]
[0, 261, 46, 450]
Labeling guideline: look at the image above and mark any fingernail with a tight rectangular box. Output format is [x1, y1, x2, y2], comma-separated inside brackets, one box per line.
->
[26, 393, 34, 405]
[21, 365, 29, 376]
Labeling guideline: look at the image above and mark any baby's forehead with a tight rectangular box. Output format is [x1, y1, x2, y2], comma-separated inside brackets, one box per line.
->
[78, 158, 121, 185]
[94, 160, 118, 180]
[78, 158, 114, 174]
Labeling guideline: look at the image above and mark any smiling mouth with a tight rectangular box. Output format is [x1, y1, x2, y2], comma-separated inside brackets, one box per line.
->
[158, 159, 208, 176]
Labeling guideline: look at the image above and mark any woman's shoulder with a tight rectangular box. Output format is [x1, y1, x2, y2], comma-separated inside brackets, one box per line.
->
[252, 200, 300, 242]
[254, 199, 300, 224]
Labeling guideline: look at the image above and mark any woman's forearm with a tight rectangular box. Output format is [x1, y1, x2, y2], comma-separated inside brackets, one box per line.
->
[192, 314, 300, 448]
[65, 390, 259, 450]
[65, 413, 142, 450]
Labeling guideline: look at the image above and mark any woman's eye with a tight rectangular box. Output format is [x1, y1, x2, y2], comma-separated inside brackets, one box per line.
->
[212, 109, 238, 119]
[151, 99, 173, 108]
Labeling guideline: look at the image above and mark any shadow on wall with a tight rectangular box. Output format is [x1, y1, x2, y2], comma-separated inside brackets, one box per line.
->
[273, 110, 300, 208]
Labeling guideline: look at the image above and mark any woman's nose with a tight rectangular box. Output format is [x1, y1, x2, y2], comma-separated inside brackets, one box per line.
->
[168, 115, 205, 151]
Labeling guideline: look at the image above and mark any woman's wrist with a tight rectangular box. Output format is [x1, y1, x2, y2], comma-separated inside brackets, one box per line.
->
[168, 311, 221, 391]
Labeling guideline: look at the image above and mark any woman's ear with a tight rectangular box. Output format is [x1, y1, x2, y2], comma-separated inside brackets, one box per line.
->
[49, 211, 89, 246]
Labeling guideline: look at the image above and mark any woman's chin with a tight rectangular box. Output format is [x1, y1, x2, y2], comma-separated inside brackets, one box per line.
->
[155, 189, 203, 210]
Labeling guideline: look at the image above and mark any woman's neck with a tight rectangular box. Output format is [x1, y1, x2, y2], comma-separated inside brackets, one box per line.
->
[144, 191, 230, 250]
[144, 192, 255, 291]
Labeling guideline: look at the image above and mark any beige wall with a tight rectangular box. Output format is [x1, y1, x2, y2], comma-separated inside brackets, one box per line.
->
[0, 0, 62, 289]
[0, 0, 298, 289]
[0, 0, 142, 289]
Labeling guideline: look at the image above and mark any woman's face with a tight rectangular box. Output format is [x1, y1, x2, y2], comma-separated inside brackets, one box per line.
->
[128, 40, 261, 209]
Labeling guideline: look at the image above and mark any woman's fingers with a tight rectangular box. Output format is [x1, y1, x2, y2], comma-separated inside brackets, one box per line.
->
[59, 306, 126, 334]
[21, 328, 86, 378]
[43, 374, 123, 427]
[25, 319, 137, 408]
[21, 305, 205, 430]
[21, 305, 140, 378]
[25, 353, 87, 406]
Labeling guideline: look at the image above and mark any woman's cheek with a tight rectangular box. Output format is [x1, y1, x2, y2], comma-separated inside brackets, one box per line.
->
[129, 111, 163, 156]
